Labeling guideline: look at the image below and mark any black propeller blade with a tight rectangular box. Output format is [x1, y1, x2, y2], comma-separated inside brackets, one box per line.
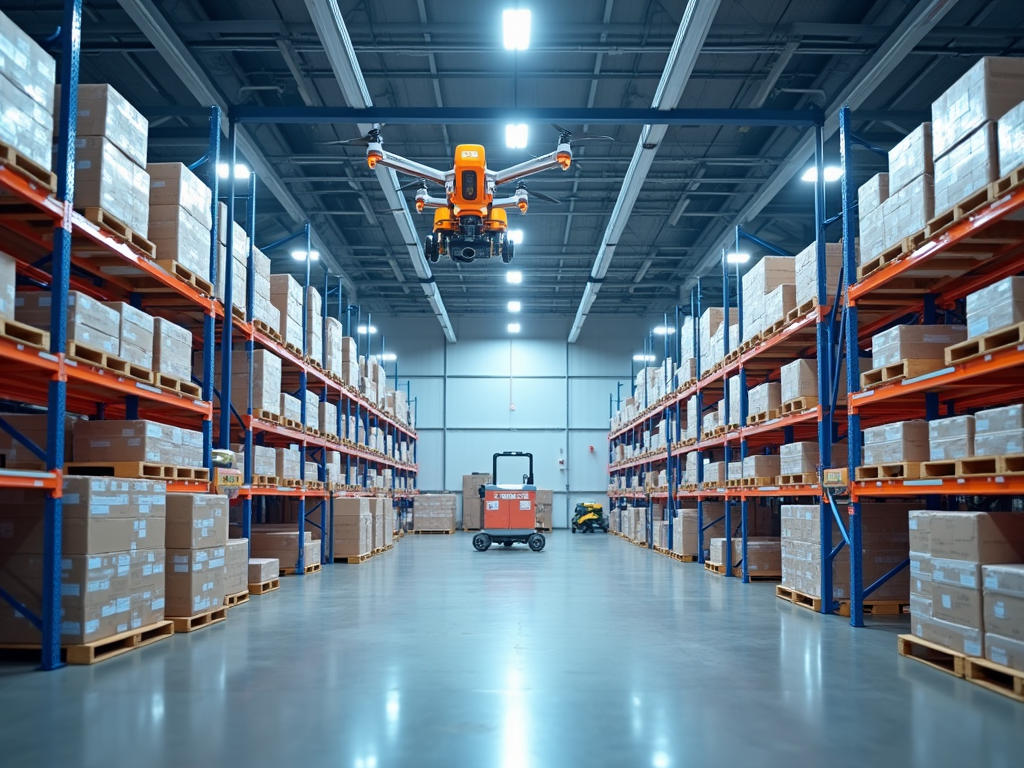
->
[516, 182, 561, 205]
[317, 123, 385, 147]
[551, 123, 614, 143]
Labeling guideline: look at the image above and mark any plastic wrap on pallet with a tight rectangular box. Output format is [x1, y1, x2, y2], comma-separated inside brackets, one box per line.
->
[888, 123, 933, 193]
[928, 415, 975, 461]
[933, 121, 998, 215]
[0, 11, 56, 114]
[0, 74, 52, 171]
[965, 276, 1024, 338]
[727, 461, 743, 481]
[931, 56, 1024, 157]
[870, 324, 968, 368]
[997, 99, 1024, 176]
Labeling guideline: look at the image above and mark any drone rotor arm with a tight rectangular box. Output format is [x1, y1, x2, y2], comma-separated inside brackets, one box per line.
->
[493, 146, 570, 186]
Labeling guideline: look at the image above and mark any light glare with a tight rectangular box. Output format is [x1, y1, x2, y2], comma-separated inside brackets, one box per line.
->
[217, 162, 250, 179]
[508, 301, 522, 312]
[503, 9, 531, 50]
[801, 165, 843, 182]
[726, 252, 750, 264]
[653, 325, 675, 335]
[508, 323, 521, 333]
[505, 123, 529, 149]
[291, 249, 319, 261]
[506, 270, 523, 284]
[357, 325, 378, 334]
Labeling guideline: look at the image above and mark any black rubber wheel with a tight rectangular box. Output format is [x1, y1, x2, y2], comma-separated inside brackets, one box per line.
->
[501, 238, 515, 264]
[424, 235, 440, 263]
[503, 540, 513, 547]
[571, 525, 577, 533]
[528, 533, 545, 552]
[472, 533, 491, 551]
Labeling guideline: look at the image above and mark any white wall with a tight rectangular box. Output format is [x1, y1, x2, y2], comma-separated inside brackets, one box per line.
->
[378, 314, 649, 527]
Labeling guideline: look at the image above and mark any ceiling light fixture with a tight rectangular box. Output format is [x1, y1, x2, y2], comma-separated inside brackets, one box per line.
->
[506, 270, 523, 284]
[726, 252, 750, 264]
[801, 166, 843, 183]
[502, 9, 531, 50]
[291, 249, 320, 261]
[357, 325, 378, 335]
[653, 325, 676, 335]
[508, 323, 521, 333]
[508, 300, 522, 312]
[633, 354, 656, 362]
[217, 162, 250, 179]
[505, 123, 529, 149]
[507, 228, 523, 244]
[381, 352, 397, 362]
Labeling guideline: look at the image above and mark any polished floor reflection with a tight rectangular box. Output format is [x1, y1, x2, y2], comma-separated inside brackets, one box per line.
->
[2, 531, 1023, 767]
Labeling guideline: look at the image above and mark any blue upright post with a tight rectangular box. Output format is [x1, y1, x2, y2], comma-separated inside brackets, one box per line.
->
[218, 121, 236, 450]
[296, 222, 312, 573]
[840, 106, 864, 627]
[694, 281, 705, 563]
[41, 0, 83, 671]
[242, 171, 256, 547]
[320, 270, 329, 563]
[202, 106, 221, 472]
[721, 249, 733, 577]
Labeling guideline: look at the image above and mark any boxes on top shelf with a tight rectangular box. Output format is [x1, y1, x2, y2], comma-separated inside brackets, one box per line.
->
[0, 71, 53, 172]
[73, 136, 151, 237]
[794, 241, 844, 311]
[0, 10, 57, 115]
[930, 56, 1024, 158]
[882, 174, 934, 254]
[58, 83, 148, 169]
[741, 256, 795, 342]
[858, 173, 889, 217]
[869, 324, 967, 368]
[933, 121, 998, 215]
[997, 99, 1024, 176]
[147, 162, 213, 228]
[888, 123, 932, 193]
[965, 276, 1024, 338]
[270, 274, 304, 350]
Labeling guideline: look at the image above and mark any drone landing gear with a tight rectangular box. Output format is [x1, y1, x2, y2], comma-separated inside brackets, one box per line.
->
[424, 235, 440, 264]
[501, 238, 515, 264]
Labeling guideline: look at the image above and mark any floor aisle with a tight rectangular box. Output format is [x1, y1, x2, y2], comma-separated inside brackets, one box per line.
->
[2, 531, 1023, 767]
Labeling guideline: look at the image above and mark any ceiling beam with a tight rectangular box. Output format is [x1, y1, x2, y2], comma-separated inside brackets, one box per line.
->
[568, 0, 724, 344]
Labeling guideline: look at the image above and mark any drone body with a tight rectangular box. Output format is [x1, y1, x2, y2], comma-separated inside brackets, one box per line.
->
[363, 129, 576, 264]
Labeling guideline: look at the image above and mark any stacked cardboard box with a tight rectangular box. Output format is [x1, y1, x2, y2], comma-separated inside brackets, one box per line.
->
[0, 251, 14, 322]
[684, 396, 698, 442]
[224, 539, 248, 598]
[782, 502, 910, 602]
[709, 536, 780, 575]
[334, 497, 373, 557]
[153, 317, 193, 383]
[672, 503, 725, 558]
[0, 413, 74, 470]
[0, 11, 56, 172]
[414, 494, 456, 532]
[250, 526, 318, 570]
[250, 248, 280, 333]
[741, 256, 796, 342]
[699, 307, 738, 375]
[965, 276, 1024, 338]
[17, 289, 120, 355]
[248, 557, 279, 586]
[975, 404, 1024, 456]
[306, 286, 324, 365]
[60, 84, 150, 236]
[910, 510, 1024, 663]
[932, 58, 1024, 216]
[780, 359, 816, 406]
[462, 472, 491, 530]
[270, 274, 304, 351]
[747, 382, 781, 420]
[780, 441, 818, 478]
[0, 478, 167, 643]
[742, 454, 780, 482]
[983, 564, 1024, 671]
[229, 443, 276, 477]
[535, 489, 553, 530]
[73, 419, 204, 467]
[928, 415, 975, 461]
[320, 401, 338, 437]
[165, 493, 228, 618]
[858, 174, 889, 264]
[276, 446, 301, 481]
[325, 317, 344, 377]
[341, 337, 359, 387]
[280, 392, 302, 425]
[869, 324, 967, 368]
[717, 375, 744, 427]
[102, 301, 154, 368]
[863, 420, 929, 465]
[326, 450, 342, 486]
[704, 461, 725, 486]
[148, 162, 213, 282]
[215, 215, 248, 316]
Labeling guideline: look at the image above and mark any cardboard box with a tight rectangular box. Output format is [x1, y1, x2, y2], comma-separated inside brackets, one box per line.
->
[858, 173, 889, 216]
[0, 250, 14, 322]
[276, 447, 301, 481]
[869, 324, 967, 368]
[72, 136, 150, 236]
[165, 546, 225, 617]
[931, 57, 1024, 157]
[248, 557, 278, 584]
[998, 99, 1024, 175]
[319, 401, 338, 437]
[781, 359, 816, 403]
[73, 419, 203, 467]
[985, 633, 1024, 673]
[982, 564, 1024, 642]
[794, 240, 844, 310]
[928, 415, 975, 461]
[779, 442, 818, 476]
[858, 201, 886, 265]
[165, 493, 229, 549]
[914, 613, 983, 657]
[0, 11, 56, 114]
[270, 274, 304, 349]
[934, 122, 998, 214]
[462, 472, 491, 530]
[414, 494, 456, 532]
[742, 454, 780, 480]
[334, 497, 373, 556]
[0, 413, 74, 470]
[60, 83, 148, 168]
[966, 276, 1024, 338]
[881, 173, 933, 251]
[746, 382, 781, 418]
[928, 511, 1024, 562]
[249, 527, 311, 565]
[17, 289, 120, 354]
[863, 420, 929, 465]
[153, 317, 193, 382]
[710, 536, 780, 573]
[304, 390, 320, 432]
[908, 510, 931, 553]
[102, 301, 154, 368]
[147, 162, 213, 228]
[0, 73, 52, 171]
[888, 123, 933, 193]
[535, 488, 553, 530]
[763, 283, 796, 328]
[974, 404, 1024, 456]
[148, 204, 211, 279]
[931, 581, 982, 629]
[224, 538, 248, 596]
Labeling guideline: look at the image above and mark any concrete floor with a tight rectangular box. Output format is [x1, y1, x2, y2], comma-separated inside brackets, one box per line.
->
[2, 531, 1023, 767]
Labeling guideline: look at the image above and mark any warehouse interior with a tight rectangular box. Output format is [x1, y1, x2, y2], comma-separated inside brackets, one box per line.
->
[3, 0, 1024, 765]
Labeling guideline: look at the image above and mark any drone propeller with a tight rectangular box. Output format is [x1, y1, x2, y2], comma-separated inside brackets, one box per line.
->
[397, 178, 430, 192]
[517, 182, 561, 205]
[317, 123, 385, 147]
[551, 123, 615, 143]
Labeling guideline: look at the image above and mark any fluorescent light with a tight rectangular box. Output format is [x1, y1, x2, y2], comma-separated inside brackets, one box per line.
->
[502, 9, 531, 50]
[508, 300, 522, 312]
[633, 354, 656, 362]
[291, 249, 320, 261]
[801, 165, 843, 183]
[507, 228, 523, 244]
[653, 325, 675, 335]
[357, 325, 378, 334]
[381, 352, 397, 362]
[508, 323, 521, 333]
[505, 123, 529, 149]
[726, 252, 750, 264]
[506, 270, 523, 284]
[217, 162, 250, 179]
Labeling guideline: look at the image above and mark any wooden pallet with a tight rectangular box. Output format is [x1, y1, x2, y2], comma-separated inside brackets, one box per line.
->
[253, 318, 282, 342]
[945, 320, 1024, 366]
[285, 342, 303, 357]
[701, 481, 725, 490]
[412, 529, 455, 534]
[225, 589, 250, 608]
[66, 340, 155, 383]
[860, 359, 942, 390]
[279, 478, 301, 488]
[254, 409, 281, 424]
[926, 184, 1001, 241]
[779, 472, 817, 485]
[282, 417, 303, 431]
[780, 396, 818, 416]
[854, 462, 923, 481]
[704, 561, 780, 580]
[963, 655, 1024, 703]
[64, 461, 209, 481]
[0, 316, 50, 349]
[857, 238, 914, 281]
[155, 259, 214, 296]
[281, 561, 322, 575]
[669, 552, 699, 563]
[79, 207, 156, 258]
[0, 620, 174, 665]
[746, 409, 780, 426]
[738, 476, 778, 488]
[170, 607, 228, 633]
[252, 474, 281, 487]
[336, 552, 374, 564]
[725, 478, 745, 487]
[0, 139, 58, 190]
[897, 634, 966, 678]
[776, 586, 908, 616]
[991, 164, 1024, 198]
[305, 480, 325, 491]
[248, 578, 280, 595]
[786, 298, 820, 323]
[155, 372, 203, 399]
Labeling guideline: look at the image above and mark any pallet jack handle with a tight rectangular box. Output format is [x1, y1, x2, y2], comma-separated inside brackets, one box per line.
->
[492, 451, 534, 485]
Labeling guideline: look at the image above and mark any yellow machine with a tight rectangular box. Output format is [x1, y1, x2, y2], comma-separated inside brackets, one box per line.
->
[332, 125, 607, 264]
[572, 502, 608, 534]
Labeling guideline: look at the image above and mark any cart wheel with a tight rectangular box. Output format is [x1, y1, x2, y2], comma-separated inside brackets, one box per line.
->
[472, 533, 491, 551]
[528, 533, 545, 552]
[571, 525, 577, 533]
[503, 540, 514, 547]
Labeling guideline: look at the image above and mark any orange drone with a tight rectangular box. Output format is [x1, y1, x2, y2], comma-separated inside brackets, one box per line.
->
[336, 125, 609, 263]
